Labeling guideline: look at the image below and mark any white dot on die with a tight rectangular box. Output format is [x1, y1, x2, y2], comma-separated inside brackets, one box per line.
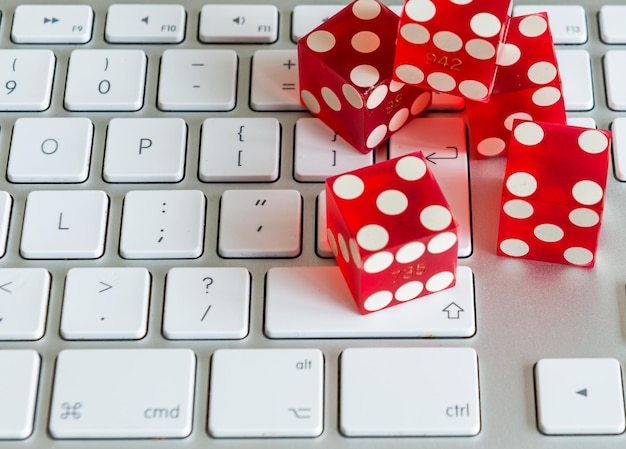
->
[477, 137, 506, 156]
[450, 0, 473, 4]
[350, 65, 380, 88]
[404, 0, 436, 22]
[563, 247, 594, 266]
[569, 208, 600, 227]
[433, 31, 463, 52]
[395, 64, 425, 84]
[363, 290, 393, 311]
[300, 90, 321, 114]
[534, 223, 564, 243]
[333, 174, 365, 200]
[470, 12, 502, 38]
[459, 80, 489, 100]
[389, 80, 405, 92]
[427, 231, 457, 254]
[420, 205, 453, 231]
[352, 0, 382, 20]
[396, 155, 427, 180]
[496, 43, 521, 66]
[395, 281, 424, 302]
[327, 229, 338, 256]
[321, 87, 342, 111]
[519, 15, 548, 37]
[342, 84, 364, 109]
[389, 108, 410, 132]
[338, 233, 350, 262]
[363, 251, 394, 273]
[376, 189, 409, 215]
[506, 172, 538, 197]
[351, 31, 381, 53]
[357, 224, 389, 251]
[578, 130, 609, 154]
[504, 112, 533, 131]
[427, 72, 456, 92]
[349, 238, 362, 268]
[366, 124, 388, 148]
[307, 30, 336, 52]
[514, 121, 545, 146]
[527, 61, 557, 85]
[500, 238, 530, 257]
[572, 180, 604, 205]
[465, 38, 496, 60]
[366, 85, 388, 109]
[425, 271, 455, 292]
[395, 241, 426, 263]
[410, 92, 431, 115]
[532, 86, 562, 107]
[400, 23, 431, 44]
[503, 199, 534, 219]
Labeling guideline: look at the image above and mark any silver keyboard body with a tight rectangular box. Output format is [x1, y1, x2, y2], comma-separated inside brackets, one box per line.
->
[1, 0, 625, 448]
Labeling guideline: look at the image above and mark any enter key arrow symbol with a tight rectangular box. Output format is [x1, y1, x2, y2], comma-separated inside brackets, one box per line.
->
[425, 146, 459, 164]
[443, 302, 464, 319]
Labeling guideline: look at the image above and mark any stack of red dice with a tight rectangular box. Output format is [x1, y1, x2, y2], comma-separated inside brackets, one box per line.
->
[297, 0, 612, 313]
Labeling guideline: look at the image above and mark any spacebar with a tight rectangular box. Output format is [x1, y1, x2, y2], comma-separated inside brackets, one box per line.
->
[264, 266, 475, 338]
[49, 349, 196, 439]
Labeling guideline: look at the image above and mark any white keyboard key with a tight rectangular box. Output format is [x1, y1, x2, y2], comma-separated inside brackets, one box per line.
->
[0, 350, 40, 439]
[600, 6, 626, 44]
[65, 49, 147, 111]
[316, 191, 332, 258]
[389, 117, 471, 257]
[12, 5, 93, 44]
[251, 49, 304, 111]
[612, 117, 626, 181]
[20, 191, 108, 259]
[105, 4, 185, 43]
[60, 268, 150, 340]
[200, 4, 278, 43]
[294, 118, 373, 181]
[265, 266, 475, 338]
[103, 118, 186, 182]
[199, 117, 280, 182]
[163, 267, 250, 339]
[218, 189, 302, 258]
[49, 349, 195, 439]
[513, 5, 587, 44]
[0, 269, 50, 341]
[291, 5, 344, 41]
[556, 49, 593, 111]
[209, 349, 323, 437]
[535, 358, 626, 435]
[0, 192, 11, 257]
[8, 118, 93, 183]
[604, 50, 626, 111]
[340, 347, 480, 436]
[120, 190, 205, 259]
[567, 117, 596, 129]
[0, 50, 55, 111]
[158, 49, 237, 111]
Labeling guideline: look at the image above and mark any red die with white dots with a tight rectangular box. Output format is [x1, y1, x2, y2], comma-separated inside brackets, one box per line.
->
[298, 0, 432, 154]
[497, 120, 611, 267]
[393, 0, 511, 102]
[467, 13, 567, 158]
[325, 152, 458, 314]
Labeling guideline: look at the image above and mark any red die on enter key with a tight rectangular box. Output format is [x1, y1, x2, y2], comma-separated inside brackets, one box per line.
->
[497, 120, 611, 267]
[467, 13, 567, 158]
[298, 0, 432, 154]
[393, 0, 511, 102]
[326, 152, 458, 314]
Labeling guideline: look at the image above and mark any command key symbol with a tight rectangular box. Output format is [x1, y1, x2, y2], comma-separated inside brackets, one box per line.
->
[60, 402, 83, 419]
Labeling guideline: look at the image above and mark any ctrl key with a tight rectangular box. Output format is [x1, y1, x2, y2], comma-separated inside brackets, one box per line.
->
[49, 349, 196, 439]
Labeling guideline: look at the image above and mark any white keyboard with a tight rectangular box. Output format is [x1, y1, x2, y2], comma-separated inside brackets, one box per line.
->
[1, 1, 626, 448]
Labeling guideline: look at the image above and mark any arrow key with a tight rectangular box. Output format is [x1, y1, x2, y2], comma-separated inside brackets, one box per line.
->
[60, 268, 150, 340]
[12, 5, 93, 44]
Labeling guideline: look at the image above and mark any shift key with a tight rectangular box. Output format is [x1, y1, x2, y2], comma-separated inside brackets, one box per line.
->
[49, 349, 195, 439]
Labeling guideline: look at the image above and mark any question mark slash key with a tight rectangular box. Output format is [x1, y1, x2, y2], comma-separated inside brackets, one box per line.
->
[163, 267, 250, 339]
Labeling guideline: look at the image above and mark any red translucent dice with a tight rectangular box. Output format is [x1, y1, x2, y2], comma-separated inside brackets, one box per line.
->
[326, 152, 458, 314]
[298, 0, 432, 154]
[497, 120, 611, 267]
